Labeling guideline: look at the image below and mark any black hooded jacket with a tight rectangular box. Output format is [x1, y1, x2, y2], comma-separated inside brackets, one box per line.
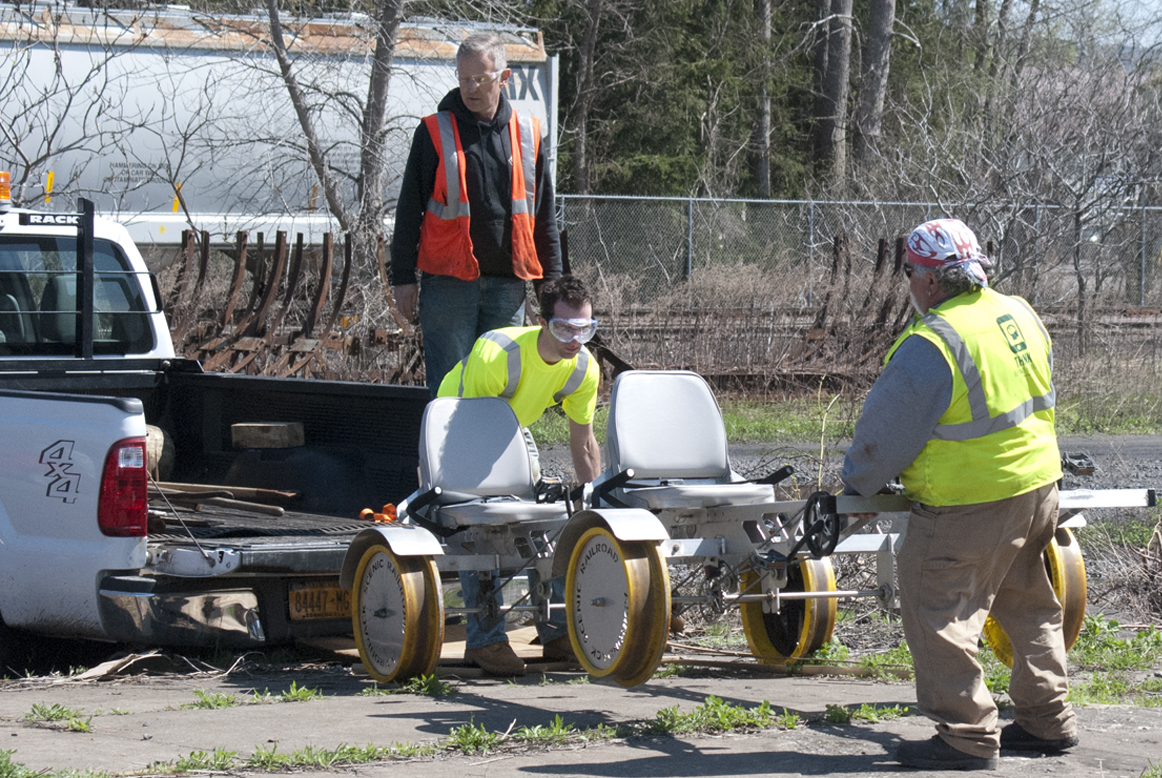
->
[390, 89, 562, 285]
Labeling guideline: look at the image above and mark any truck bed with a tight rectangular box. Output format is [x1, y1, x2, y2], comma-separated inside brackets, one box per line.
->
[146, 499, 372, 576]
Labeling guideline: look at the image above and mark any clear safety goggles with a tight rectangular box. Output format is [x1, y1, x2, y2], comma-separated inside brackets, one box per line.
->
[458, 70, 503, 88]
[548, 317, 598, 344]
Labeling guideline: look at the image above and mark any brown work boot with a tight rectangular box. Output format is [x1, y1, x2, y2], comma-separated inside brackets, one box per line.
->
[542, 635, 578, 663]
[464, 642, 526, 677]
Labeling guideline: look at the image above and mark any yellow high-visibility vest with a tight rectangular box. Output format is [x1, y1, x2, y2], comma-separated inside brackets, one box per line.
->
[887, 288, 1062, 506]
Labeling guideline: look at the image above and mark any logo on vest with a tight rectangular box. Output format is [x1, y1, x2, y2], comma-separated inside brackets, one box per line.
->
[997, 314, 1032, 367]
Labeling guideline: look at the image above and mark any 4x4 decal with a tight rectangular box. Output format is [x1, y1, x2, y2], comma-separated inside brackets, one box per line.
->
[40, 440, 81, 503]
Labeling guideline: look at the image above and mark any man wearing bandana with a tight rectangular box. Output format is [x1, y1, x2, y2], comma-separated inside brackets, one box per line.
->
[841, 219, 1076, 770]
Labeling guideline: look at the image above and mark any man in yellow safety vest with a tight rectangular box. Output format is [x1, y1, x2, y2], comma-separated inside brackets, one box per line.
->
[439, 275, 600, 677]
[841, 218, 1076, 770]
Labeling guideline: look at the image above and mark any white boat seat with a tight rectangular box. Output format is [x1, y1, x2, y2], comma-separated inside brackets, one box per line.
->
[435, 499, 567, 527]
[414, 396, 567, 528]
[615, 481, 775, 510]
[602, 370, 773, 510]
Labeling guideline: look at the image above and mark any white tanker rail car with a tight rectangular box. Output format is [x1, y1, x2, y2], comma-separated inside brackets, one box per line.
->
[0, 3, 557, 249]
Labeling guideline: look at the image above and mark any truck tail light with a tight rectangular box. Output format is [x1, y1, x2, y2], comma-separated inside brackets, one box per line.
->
[0, 171, 10, 212]
[99, 437, 148, 537]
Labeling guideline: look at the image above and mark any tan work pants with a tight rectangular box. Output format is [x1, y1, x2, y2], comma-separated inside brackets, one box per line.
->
[898, 482, 1076, 758]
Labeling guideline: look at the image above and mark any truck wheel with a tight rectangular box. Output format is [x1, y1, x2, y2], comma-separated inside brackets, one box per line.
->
[983, 527, 1086, 668]
[739, 557, 837, 663]
[351, 544, 443, 683]
[565, 526, 670, 687]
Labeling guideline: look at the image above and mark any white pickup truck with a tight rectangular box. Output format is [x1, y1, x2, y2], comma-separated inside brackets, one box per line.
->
[0, 185, 430, 674]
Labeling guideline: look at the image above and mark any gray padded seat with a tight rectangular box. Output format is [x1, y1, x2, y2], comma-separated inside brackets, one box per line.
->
[605, 370, 774, 509]
[39, 274, 76, 343]
[417, 397, 566, 527]
[0, 270, 37, 343]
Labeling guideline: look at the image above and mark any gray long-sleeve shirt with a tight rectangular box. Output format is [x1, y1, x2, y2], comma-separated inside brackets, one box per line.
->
[840, 334, 953, 497]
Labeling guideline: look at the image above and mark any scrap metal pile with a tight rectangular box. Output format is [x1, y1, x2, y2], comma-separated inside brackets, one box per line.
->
[165, 229, 421, 382]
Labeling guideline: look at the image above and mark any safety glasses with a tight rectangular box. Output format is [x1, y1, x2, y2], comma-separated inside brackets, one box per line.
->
[548, 317, 598, 344]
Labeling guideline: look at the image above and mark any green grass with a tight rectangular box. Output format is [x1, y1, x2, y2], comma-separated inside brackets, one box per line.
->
[359, 674, 454, 698]
[823, 703, 913, 724]
[645, 696, 786, 735]
[23, 703, 82, 723]
[513, 715, 577, 745]
[0, 751, 35, 778]
[0, 751, 112, 778]
[719, 397, 860, 443]
[1094, 512, 1161, 548]
[527, 395, 862, 448]
[813, 639, 851, 663]
[181, 690, 239, 709]
[525, 372, 1162, 449]
[1070, 616, 1162, 672]
[1054, 391, 1162, 435]
[686, 621, 750, 652]
[169, 748, 238, 772]
[446, 719, 503, 754]
[857, 643, 913, 676]
[251, 681, 326, 704]
[279, 681, 325, 702]
[1068, 674, 1162, 707]
[1142, 760, 1162, 778]
[21, 704, 92, 732]
[529, 406, 608, 447]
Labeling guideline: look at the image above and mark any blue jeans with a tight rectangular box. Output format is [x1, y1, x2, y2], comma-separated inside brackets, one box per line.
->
[418, 274, 527, 397]
[459, 569, 568, 649]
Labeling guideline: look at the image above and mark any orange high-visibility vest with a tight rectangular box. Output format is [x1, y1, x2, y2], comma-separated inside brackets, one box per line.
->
[416, 110, 543, 281]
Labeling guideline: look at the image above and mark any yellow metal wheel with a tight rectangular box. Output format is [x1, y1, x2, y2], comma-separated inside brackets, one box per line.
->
[983, 527, 1086, 668]
[566, 526, 670, 685]
[352, 544, 443, 682]
[740, 557, 837, 663]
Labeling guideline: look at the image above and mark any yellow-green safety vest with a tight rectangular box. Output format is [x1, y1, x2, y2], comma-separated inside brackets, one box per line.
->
[886, 288, 1062, 506]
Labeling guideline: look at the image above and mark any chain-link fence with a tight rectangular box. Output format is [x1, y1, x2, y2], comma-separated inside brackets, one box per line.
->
[559, 195, 1162, 309]
[556, 195, 1162, 386]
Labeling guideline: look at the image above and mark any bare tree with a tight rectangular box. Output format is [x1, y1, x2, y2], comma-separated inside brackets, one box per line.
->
[263, 0, 404, 275]
[865, 0, 1162, 353]
[753, 0, 772, 198]
[853, 0, 895, 164]
[812, 0, 852, 184]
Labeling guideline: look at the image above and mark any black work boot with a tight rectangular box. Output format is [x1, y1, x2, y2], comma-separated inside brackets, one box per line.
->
[895, 736, 999, 770]
[1000, 722, 1079, 754]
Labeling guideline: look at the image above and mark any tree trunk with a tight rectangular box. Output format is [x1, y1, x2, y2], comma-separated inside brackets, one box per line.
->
[854, 0, 894, 164]
[1073, 203, 1089, 354]
[987, 0, 1013, 80]
[973, 0, 991, 72]
[754, 0, 772, 198]
[264, 0, 352, 235]
[1012, 0, 1040, 87]
[812, 0, 830, 134]
[356, 0, 404, 250]
[572, 0, 606, 195]
[813, 0, 852, 183]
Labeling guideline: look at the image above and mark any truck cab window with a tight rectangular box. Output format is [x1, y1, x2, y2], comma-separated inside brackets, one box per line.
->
[0, 236, 155, 355]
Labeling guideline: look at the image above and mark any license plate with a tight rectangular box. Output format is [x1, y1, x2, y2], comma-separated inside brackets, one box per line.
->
[288, 581, 351, 620]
